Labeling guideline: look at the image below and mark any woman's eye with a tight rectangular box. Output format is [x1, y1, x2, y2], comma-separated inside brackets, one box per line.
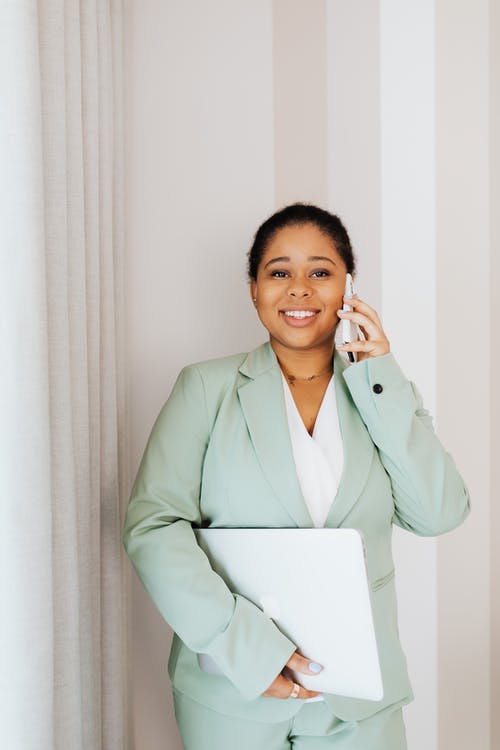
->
[269, 268, 330, 279]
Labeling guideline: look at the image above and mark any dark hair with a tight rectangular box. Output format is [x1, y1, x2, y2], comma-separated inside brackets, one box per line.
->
[246, 202, 356, 281]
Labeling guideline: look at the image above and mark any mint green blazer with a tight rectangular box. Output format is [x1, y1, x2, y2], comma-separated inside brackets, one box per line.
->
[122, 341, 471, 723]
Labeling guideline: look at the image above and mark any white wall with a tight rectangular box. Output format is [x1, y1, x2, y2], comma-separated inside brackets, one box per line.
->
[379, 2, 438, 745]
[490, 2, 500, 746]
[436, 2, 492, 748]
[124, 2, 497, 748]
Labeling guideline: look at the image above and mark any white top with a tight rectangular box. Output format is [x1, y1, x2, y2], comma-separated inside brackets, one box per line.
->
[281, 371, 344, 702]
[281, 372, 344, 528]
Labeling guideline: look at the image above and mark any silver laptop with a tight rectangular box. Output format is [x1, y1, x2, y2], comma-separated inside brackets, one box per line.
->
[193, 527, 383, 701]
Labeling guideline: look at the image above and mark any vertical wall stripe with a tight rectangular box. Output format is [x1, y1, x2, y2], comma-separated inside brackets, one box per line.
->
[436, 1, 491, 748]
[326, 0, 381, 314]
[379, 2, 438, 747]
[327, 5, 439, 743]
[491, 0, 500, 745]
[273, 0, 328, 207]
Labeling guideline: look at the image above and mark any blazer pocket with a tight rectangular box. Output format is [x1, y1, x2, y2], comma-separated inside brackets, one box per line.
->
[371, 567, 395, 592]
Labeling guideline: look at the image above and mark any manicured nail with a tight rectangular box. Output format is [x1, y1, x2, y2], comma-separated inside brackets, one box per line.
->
[309, 662, 323, 673]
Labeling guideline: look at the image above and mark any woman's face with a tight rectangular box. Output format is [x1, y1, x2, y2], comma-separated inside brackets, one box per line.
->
[250, 222, 349, 352]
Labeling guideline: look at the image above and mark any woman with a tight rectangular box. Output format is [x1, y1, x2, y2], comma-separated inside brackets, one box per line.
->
[122, 203, 471, 749]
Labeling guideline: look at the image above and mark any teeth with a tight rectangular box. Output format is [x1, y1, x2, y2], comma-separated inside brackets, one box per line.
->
[284, 310, 316, 319]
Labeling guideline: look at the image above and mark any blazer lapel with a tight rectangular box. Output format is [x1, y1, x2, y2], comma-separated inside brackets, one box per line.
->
[324, 349, 374, 527]
[237, 341, 374, 529]
[237, 347, 314, 527]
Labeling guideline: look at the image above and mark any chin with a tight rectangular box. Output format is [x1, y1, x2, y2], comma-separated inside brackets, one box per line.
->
[270, 332, 335, 351]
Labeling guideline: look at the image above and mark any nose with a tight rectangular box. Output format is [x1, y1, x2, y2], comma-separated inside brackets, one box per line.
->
[287, 277, 312, 298]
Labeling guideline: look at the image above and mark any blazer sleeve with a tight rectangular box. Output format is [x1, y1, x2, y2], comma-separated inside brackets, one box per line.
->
[122, 364, 297, 701]
[341, 352, 471, 536]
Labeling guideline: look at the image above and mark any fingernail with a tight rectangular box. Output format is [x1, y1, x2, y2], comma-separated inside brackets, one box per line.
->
[309, 662, 323, 673]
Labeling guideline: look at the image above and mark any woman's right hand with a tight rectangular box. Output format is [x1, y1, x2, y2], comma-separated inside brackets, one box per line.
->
[261, 650, 323, 700]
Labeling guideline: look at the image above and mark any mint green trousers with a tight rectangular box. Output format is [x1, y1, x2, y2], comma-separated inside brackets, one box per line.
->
[172, 690, 408, 750]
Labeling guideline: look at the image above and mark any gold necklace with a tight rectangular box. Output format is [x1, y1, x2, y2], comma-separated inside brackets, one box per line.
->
[281, 363, 333, 386]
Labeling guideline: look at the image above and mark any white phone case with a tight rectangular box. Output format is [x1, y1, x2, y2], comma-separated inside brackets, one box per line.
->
[342, 273, 359, 363]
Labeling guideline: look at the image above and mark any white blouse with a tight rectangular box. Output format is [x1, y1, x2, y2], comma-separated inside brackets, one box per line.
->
[281, 372, 344, 528]
[281, 371, 344, 702]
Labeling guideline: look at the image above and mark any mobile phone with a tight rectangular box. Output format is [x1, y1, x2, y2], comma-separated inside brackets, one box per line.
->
[342, 273, 359, 363]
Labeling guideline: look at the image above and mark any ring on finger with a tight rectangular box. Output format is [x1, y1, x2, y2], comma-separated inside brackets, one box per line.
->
[289, 682, 300, 699]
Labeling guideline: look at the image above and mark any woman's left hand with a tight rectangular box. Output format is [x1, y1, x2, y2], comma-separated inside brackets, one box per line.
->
[337, 294, 390, 362]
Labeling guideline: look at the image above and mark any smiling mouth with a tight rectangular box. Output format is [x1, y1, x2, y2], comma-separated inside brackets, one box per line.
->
[280, 309, 320, 319]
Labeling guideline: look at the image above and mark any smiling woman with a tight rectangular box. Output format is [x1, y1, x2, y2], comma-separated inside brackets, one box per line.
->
[247, 205, 390, 371]
[250, 222, 347, 349]
[122, 201, 470, 750]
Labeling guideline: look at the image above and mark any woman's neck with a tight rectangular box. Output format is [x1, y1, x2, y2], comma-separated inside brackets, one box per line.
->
[270, 337, 335, 380]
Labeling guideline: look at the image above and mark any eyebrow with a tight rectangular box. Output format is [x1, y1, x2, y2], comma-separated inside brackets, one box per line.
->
[263, 255, 337, 269]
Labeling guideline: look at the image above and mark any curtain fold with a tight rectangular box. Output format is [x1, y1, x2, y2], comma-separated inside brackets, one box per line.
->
[0, 2, 129, 748]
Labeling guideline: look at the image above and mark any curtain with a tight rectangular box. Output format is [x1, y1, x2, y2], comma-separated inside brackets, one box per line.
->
[0, 2, 129, 748]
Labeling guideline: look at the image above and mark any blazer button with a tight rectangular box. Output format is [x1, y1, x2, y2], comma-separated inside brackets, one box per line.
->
[373, 383, 383, 394]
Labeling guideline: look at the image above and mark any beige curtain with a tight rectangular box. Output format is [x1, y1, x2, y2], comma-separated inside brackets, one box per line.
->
[0, 2, 130, 748]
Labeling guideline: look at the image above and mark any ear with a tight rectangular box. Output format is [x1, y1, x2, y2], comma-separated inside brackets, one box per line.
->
[249, 279, 257, 302]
